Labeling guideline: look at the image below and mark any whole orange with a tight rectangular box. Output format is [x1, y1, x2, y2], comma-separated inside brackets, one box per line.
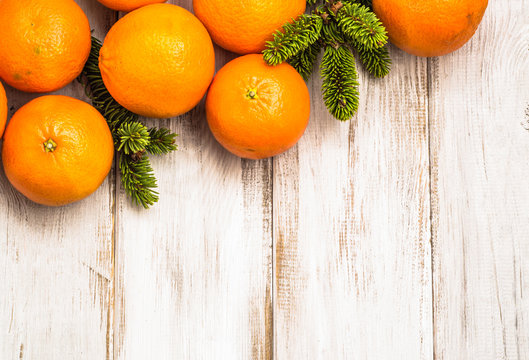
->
[2, 96, 114, 206]
[206, 54, 310, 159]
[99, 4, 215, 118]
[0, 0, 91, 93]
[194, 0, 306, 54]
[97, 0, 166, 12]
[0, 82, 7, 138]
[373, 0, 488, 57]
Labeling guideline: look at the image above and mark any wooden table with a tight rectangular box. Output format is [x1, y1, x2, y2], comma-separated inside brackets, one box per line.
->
[1, 0, 528, 359]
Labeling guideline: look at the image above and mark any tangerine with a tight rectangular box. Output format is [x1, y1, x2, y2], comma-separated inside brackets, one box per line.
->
[99, 4, 215, 118]
[0, 0, 91, 92]
[194, 0, 306, 54]
[2, 96, 114, 206]
[206, 54, 310, 159]
[373, 0, 488, 57]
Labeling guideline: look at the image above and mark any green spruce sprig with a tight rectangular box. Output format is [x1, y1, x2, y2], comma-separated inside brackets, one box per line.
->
[79, 36, 177, 208]
[263, 14, 323, 66]
[263, 0, 391, 121]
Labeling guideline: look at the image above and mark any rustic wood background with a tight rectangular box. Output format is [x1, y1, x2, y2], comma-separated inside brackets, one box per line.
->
[1, 0, 528, 358]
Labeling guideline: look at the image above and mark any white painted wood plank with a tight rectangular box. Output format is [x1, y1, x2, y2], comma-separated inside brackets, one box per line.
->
[113, 1, 272, 359]
[430, 0, 529, 358]
[273, 49, 433, 358]
[0, 1, 116, 359]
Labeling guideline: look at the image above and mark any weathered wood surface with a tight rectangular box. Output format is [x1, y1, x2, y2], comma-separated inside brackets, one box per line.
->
[1, 0, 528, 359]
[273, 49, 432, 359]
[430, 0, 529, 358]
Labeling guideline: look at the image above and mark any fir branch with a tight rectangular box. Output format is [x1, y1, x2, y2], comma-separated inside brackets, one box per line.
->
[287, 41, 322, 80]
[320, 45, 360, 121]
[336, 3, 387, 50]
[264, 0, 390, 121]
[264, 14, 323, 66]
[357, 44, 391, 78]
[119, 154, 159, 209]
[80, 36, 178, 208]
[117, 122, 150, 155]
[146, 128, 178, 155]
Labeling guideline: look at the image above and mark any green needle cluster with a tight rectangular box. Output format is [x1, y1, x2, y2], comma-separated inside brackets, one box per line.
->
[80, 37, 177, 208]
[263, 0, 391, 121]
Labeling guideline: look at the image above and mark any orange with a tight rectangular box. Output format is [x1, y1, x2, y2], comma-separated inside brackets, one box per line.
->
[0, 0, 91, 93]
[99, 4, 215, 118]
[206, 54, 310, 159]
[373, 0, 488, 57]
[97, 0, 167, 12]
[2, 96, 114, 206]
[0, 82, 7, 138]
[194, 0, 306, 54]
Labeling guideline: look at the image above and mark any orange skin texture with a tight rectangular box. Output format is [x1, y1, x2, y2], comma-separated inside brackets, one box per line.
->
[206, 54, 310, 159]
[0, 0, 91, 93]
[2, 96, 114, 206]
[373, 0, 488, 57]
[194, 0, 306, 55]
[97, 0, 167, 12]
[99, 4, 215, 118]
[0, 82, 7, 138]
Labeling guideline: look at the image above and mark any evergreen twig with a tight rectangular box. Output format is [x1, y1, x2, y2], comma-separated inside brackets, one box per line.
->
[117, 122, 151, 155]
[146, 128, 178, 155]
[321, 45, 360, 121]
[356, 44, 391, 78]
[287, 41, 322, 80]
[336, 3, 387, 50]
[263, 0, 390, 121]
[119, 154, 159, 208]
[264, 14, 323, 66]
[79, 36, 178, 208]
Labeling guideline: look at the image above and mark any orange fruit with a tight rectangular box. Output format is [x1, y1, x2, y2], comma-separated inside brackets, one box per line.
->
[206, 54, 310, 159]
[99, 4, 215, 118]
[96, 0, 167, 12]
[194, 0, 306, 54]
[373, 0, 488, 57]
[0, 0, 91, 93]
[0, 82, 7, 138]
[2, 95, 114, 206]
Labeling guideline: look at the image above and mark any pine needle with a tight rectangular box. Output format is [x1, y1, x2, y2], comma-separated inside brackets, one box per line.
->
[336, 3, 388, 50]
[357, 44, 391, 78]
[321, 45, 360, 121]
[264, 14, 323, 66]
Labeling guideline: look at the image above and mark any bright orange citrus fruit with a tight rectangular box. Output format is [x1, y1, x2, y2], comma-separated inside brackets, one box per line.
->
[97, 0, 167, 12]
[0, 82, 7, 138]
[194, 0, 306, 54]
[373, 0, 488, 57]
[2, 96, 114, 206]
[206, 54, 310, 159]
[99, 4, 215, 118]
[0, 0, 91, 93]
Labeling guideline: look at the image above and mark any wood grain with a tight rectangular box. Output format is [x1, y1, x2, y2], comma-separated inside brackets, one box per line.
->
[113, 1, 273, 359]
[0, 1, 116, 359]
[1, 0, 528, 359]
[430, 1, 529, 359]
[273, 49, 433, 358]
